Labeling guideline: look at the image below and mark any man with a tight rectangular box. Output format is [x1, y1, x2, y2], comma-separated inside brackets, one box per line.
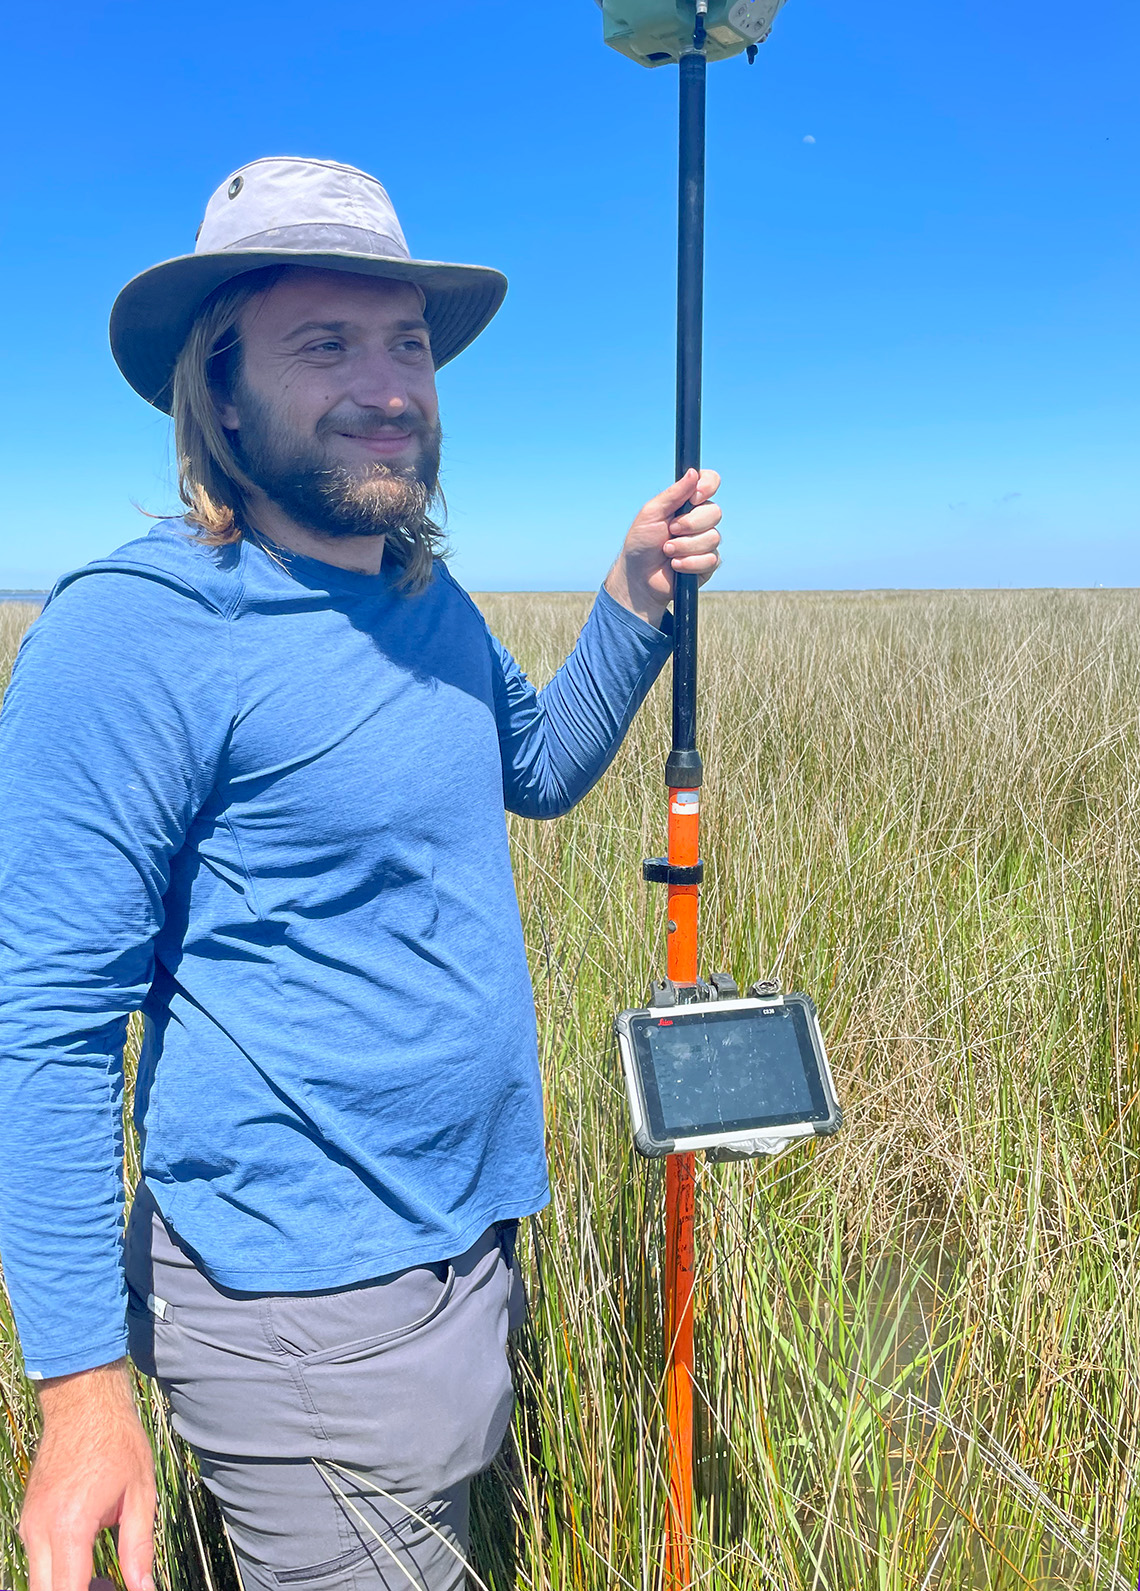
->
[0, 156, 721, 1591]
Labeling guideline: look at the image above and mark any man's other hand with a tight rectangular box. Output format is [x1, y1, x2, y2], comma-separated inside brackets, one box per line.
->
[20, 1360, 156, 1591]
[604, 468, 722, 627]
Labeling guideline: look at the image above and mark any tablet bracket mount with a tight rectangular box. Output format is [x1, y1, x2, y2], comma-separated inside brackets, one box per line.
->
[648, 973, 780, 1007]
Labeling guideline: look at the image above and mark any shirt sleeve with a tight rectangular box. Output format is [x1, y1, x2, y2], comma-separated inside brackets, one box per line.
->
[488, 586, 673, 819]
[0, 571, 233, 1379]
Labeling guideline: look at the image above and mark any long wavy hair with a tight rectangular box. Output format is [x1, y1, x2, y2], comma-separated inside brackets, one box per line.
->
[170, 267, 446, 593]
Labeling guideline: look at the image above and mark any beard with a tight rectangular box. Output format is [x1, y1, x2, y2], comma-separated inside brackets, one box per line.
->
[228, 379, 442, 542]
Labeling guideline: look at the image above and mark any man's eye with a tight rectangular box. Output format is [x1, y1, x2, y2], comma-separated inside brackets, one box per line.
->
[397, 339, 429, 355]
[305, 340, 344, 354]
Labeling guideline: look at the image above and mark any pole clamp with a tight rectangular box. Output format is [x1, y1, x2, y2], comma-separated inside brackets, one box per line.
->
[665, 748, 703, 788]
[642, 857, 705, 886]
[649, 977, 712, 1007]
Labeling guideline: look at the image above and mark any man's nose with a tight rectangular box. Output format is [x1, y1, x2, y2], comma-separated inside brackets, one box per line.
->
[348, 352, 411, 414]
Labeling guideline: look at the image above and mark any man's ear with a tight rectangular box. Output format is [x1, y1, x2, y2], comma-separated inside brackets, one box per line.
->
[211, 350, 241, 431]
[216, 395, 240, 431]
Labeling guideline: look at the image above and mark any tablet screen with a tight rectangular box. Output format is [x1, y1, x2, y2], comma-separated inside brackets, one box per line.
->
[631, 1001, 830, 1140]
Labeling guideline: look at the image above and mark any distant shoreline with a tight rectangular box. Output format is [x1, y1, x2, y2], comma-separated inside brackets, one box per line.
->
[0, 591, 48, 604]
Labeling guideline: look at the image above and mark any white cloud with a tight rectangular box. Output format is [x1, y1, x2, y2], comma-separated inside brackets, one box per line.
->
[803, 134, 816, 144]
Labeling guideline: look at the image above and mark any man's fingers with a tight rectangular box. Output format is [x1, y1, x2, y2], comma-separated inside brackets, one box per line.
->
[663, 513, 721, 575]
[643, 468, 700, 519]
[688, 469, 721, 508]
[43, 1522, 94, 1591]
[115, 1484, 157, 1591]
[668, 550, 721, 574]
[664, 533, 720, 559]
[22, 1527, 53, 1591]
[666, 504, 721, 541]
[635, 468, 720, 526]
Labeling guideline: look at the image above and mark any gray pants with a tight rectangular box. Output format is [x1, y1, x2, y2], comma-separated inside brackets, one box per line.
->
[125, 1186, 525, 1589]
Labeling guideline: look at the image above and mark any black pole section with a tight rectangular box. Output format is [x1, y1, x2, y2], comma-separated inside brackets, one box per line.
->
[666, 39, 706, 791]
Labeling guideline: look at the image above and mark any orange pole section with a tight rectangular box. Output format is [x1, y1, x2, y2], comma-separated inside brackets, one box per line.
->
[664, 786, 699, 1591]
[666, 790, 700, 982]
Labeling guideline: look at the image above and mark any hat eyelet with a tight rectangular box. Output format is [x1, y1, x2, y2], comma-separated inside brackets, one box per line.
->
[228, 176, 244, 199]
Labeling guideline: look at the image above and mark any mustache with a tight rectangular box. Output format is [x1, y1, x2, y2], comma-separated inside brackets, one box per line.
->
[316, 408, 437, 444]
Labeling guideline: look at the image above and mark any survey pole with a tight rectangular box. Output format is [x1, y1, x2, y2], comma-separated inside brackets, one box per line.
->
[662, 32, 706, 1591]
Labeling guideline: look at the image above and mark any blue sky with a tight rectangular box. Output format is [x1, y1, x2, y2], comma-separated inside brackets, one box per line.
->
[0, 0, 1136, 591]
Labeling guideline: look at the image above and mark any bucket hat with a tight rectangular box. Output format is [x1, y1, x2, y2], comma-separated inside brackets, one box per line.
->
[110, 155, 508, 413]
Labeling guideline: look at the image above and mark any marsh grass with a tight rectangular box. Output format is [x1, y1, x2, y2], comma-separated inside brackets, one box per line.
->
[1, 590, 1137, 1588]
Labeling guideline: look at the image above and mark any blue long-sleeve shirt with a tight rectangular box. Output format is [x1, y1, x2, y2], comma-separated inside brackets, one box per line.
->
[0, 520, 671, 1379]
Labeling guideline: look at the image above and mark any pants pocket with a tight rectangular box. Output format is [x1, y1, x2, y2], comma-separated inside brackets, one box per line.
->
[265, 1264, 455, 1364]
[289, 1228, 515, 1492]
[273, 1540, 377, 1585]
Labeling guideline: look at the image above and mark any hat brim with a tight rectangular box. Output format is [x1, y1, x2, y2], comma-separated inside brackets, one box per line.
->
[110, 250, 508, 413]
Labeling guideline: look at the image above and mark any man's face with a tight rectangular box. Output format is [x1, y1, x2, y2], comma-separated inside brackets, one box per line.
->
[217, 267, 442, 540]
